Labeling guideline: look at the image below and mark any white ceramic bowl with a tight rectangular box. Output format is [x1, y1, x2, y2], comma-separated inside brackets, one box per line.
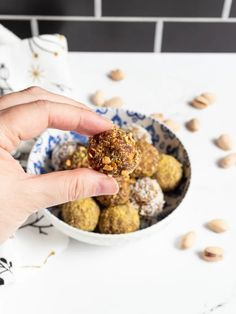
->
[27, 108, 191, 246]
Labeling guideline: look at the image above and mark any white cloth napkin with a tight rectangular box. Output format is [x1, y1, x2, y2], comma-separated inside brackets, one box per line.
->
[0, 25, 70, 287]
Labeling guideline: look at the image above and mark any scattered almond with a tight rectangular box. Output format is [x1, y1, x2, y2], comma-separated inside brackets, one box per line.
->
[201, 92, 216, 104]
[218, 153, 236, 168]
[109, 69, 125, 81]
[150, 113, 165, 121]
[90, 90, 105, 107]
[104, 97, 123, 108]
[215, 134, 234, 151]
[191, 96, 209, 109]
[179, 231, 196, 249]
[164, 119, 181, 132]
[186, 118, 200, 132]
[202, 246, 224, 262]
[207, 219, 229, 233]
[191, 92, 216, 109]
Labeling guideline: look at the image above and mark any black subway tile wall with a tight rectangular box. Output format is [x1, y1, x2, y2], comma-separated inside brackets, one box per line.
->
[102, 0, 224, 17]
[162, 22, 236, 52]
[230, 0, 236, 16]
[0, 20, 31, 39]
[1, 0, 236, 52]
[0, 0, 94, 16]
[38, 21, 155, 52]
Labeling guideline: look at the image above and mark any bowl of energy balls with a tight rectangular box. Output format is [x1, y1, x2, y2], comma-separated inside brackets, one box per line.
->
[27, 108, 191, 246]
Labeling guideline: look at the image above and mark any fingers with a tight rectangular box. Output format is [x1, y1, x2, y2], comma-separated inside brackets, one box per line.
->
[0, 100, 112, 152]
[0, 169, 118, 243]
[0, 86, 90, 110]
[0, 147, 16, 162]
[24, 168, 119, 211]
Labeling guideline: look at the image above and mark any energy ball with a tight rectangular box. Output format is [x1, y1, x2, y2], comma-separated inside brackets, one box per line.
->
[88, 127, 140, 177]
[154, 154, 183, 192]
[132, 140, 159, 178]
[130, 177, 165, 218]
[124, 123, 152, 144]
[99, 203, 140, 234]
[51, 142, 77, 170]
[63, 146, 88, 170]
[62, 198, 100, 231]
[96, 175, 130, 207]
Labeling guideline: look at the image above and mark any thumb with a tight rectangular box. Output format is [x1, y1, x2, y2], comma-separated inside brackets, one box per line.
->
[25, 168, 119, 211]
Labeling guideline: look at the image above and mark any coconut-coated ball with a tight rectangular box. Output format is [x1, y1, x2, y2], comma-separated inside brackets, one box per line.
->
[51, 142, 77, 170]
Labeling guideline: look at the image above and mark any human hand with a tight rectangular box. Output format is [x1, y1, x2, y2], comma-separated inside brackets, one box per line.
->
[0, 87, 118, 243]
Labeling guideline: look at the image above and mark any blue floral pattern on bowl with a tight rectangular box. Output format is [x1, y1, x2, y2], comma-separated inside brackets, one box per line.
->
[27, 108, 191, 230]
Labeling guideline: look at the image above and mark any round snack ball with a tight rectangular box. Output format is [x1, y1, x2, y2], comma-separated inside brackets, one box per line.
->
[154, 154, 183, 192]
[88, 127, 140, 177]
[96, 175, 130, 207]
[124, 123, 152, 144]
[62, 198, 100, 231]
[51, 142, 77, 170]
[132, 140, 159, 178]
[99, 203, 140, 234]
[63, 145, 88, 170]
[131, 177, 165, 218]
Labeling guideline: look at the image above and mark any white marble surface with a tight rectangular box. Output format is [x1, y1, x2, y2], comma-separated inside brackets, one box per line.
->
[1, 53, 236, 313]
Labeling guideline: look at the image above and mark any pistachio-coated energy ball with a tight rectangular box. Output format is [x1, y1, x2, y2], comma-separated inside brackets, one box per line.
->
[154, 154, 183, 192]
[62, 198, 100, 231]
[99, 203, 140, 234]
[63, 146, 88, 170]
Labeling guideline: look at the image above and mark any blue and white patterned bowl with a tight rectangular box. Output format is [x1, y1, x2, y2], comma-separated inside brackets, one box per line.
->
[27, 108, 191, 246]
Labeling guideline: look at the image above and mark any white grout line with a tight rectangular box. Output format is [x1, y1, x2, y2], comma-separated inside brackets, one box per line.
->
[1, 15, 236, 23]
[30, 18, 39, 36]
[153, 20, 163, 53]
[94, 0, 102, 18]
[222, 0, 233, 19]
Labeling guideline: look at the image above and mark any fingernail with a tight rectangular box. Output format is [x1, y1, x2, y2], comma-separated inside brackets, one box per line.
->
[96, 176, 119, 196]
[99, 115, 113, 124]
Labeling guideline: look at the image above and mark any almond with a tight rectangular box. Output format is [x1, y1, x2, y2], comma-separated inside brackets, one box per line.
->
[191, 92, 216, 109]
[201, 92, 216, 105]
[104, 97, 123, 108]
[90, 90, 105, 107]
[207, 219, 229, 233]
[179, 231, 196, 249]
[186, 118, 200, 132]
[109, 69, 125, 81]
[215, 134, 234, 151]
[202, 246, 224, 262]
[218, 153, 236, 168]
[191, 95, 209, 109]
